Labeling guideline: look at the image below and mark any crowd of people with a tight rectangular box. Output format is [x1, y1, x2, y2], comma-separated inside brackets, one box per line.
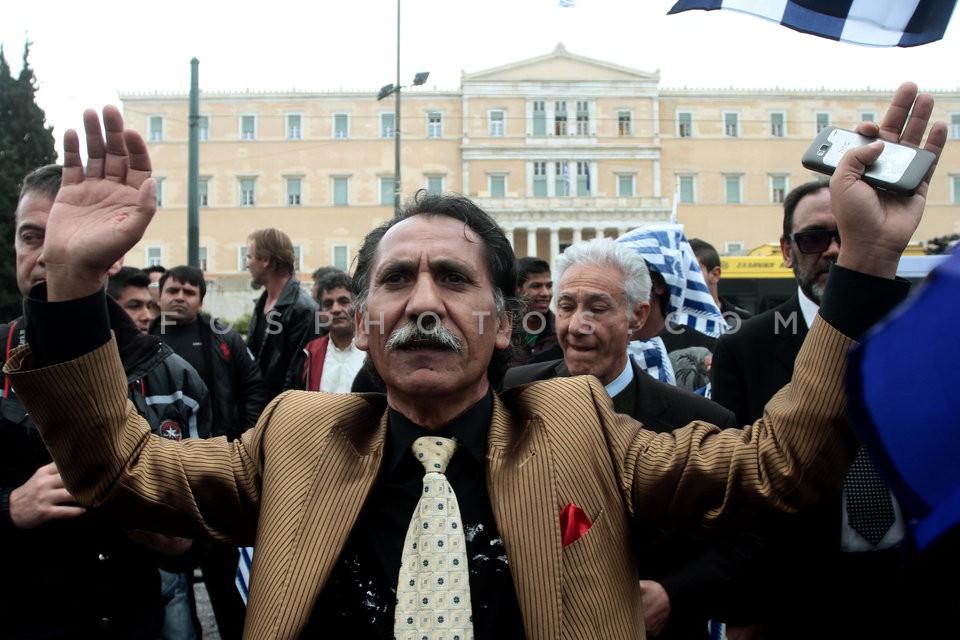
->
[0, 81, 955, 640]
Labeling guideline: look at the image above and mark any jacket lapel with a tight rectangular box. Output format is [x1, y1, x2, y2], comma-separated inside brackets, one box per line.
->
[245, 396, 387, 639]
[487, 394, 561, 639]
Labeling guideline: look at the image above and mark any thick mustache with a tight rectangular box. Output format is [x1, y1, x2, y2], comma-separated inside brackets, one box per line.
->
[385, 321, 463, 352]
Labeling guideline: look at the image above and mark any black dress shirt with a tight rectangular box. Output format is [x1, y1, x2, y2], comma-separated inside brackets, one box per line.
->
[306, 391, 526, 638]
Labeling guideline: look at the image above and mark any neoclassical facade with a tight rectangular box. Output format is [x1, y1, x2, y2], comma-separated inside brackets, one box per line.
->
[120, 44, 960, 318]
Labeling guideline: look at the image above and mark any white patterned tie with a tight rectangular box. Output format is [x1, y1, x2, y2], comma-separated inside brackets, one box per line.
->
[394, 436, 474, 640]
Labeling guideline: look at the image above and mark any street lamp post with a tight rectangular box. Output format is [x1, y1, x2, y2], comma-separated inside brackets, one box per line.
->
[377, 0, 429, 217]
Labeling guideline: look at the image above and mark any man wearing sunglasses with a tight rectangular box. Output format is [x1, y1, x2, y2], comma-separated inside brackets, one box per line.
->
[709, 179, 923, 638]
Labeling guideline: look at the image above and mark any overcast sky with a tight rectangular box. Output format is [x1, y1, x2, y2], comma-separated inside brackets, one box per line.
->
[4, 0, 959, 156]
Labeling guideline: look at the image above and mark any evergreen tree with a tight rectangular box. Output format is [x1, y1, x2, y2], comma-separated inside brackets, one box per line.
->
[0, 41, 57, 321]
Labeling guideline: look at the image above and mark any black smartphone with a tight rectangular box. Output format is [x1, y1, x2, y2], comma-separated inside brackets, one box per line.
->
[801, 126, 937, 197]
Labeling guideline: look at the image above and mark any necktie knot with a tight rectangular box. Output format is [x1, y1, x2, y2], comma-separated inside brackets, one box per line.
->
[412, 436, 457, 475]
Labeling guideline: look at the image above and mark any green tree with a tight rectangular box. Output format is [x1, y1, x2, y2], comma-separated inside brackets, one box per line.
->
[0, 41, 57, 321]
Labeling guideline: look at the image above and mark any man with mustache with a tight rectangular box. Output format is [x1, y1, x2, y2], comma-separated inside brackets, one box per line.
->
[5, 82, 946, 639]
[709, 179, 934, 638]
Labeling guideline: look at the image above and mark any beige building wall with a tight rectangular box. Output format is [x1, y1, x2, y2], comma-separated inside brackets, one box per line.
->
[121, 45, 960, 321]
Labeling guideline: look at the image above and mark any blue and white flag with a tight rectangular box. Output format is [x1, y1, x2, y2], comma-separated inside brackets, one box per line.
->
[235, 546, 254, 605]
[628, 337, 677, 384]
[617, 223, 727, 338]
[669, 0, 957, 47]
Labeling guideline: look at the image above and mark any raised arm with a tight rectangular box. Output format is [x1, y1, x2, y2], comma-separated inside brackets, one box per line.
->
[43, 106, 156, 302]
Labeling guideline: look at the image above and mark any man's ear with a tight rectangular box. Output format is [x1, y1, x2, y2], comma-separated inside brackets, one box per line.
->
[780, 236, 794, 268]
[354, 307, 369, 351]
[495, 310, 513, 350]
[106, 257, 125, 277]
[629, 300, 651, 334]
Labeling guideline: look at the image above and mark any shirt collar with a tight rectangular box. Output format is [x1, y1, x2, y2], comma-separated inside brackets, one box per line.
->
[385, 390, 492, 475]
[604, 359, 634, 398]
[796, 286, 820, 329]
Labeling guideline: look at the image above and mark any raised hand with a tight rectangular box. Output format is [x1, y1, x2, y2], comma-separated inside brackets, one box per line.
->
[42, 105, 157, 301]
[830, 82, 947, 278]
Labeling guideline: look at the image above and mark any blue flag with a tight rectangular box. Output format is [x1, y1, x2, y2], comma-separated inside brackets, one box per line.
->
[669, 0, 957, 47]
[845, 250, 960, 551]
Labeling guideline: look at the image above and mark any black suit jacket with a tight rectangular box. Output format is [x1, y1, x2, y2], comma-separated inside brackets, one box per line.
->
[503, 358, 766, 639]
[711, 294, 807, 426]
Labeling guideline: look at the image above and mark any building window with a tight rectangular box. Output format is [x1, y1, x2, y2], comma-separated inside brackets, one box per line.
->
[237, 246, 247, 272]
[489, 110, 505, 137]
[533, 161, 547, 197]
[489, 175, 506, 198]
[332, 245, 349, 271]
[198, 178, 209, 207]
[677, 111, 693, 138]
[333, 113, 349, 139]
[723, 112, 740, 138]
[816, 112, 831, 133]
[198, 115, 209, 142]
[426, 176, 444, 195]
[286, 114, 302, 140]
[333, 177, 349, 206]
[951, 114, 960, 139]
[380, 113, 395, 138]
[617, 174, 635, 197]
[240, 114, 256, 140]
[724, 175, 743, 204]
[198, 246, 208, 272]
[576, 161, 590, 196]
[770, 112, 786, 137]
[240, 178, 256, 206]
[618, 111, 632, 136]
[678, 175, 696, 204]
[770, 175, 788, 203]
[554, 101, 568, 136]
[952, 175, 960, 204]
[555, 161, 570, 197]
[532, 100, 546, 136]
[575, 100, 590, 136]
[155, 178, 164, 208]
[149, 116, 163, 142]
[379, 177, 394, 205]
[293, 246, 303, 273]
[427, 112, 442, 138]
[860, 111, 876, 123]
[286, 178, 302, 206]
[146, 246, 163, 267]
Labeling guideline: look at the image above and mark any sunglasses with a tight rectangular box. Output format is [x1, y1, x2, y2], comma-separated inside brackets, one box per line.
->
[789, 229, 841, 254]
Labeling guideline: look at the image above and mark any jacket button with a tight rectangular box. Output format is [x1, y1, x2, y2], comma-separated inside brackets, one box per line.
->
[98, 553, 110, 562]
[99, 617, 112, 628]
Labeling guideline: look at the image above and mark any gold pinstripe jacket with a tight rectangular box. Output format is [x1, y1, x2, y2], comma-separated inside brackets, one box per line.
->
[6, 316, 858, 639]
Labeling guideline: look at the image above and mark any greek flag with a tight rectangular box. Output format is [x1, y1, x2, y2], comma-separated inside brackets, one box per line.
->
[617, 223, 727, 338]
[235, 546, 254, 605]
[628, 337, 677, 384]
[668, 0, 957, 47]
[559, 0, 576, 7]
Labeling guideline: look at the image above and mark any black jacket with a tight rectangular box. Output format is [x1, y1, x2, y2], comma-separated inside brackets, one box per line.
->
[247, 277, 319, 400]
[151, 314, 267, 440]
[0, 303, 212, 639]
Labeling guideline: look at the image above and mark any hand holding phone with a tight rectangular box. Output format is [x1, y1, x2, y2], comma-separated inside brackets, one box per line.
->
[802, 126, 937, 197]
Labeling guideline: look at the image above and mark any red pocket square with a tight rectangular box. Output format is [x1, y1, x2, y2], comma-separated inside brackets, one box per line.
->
[560, 502, 592, 548]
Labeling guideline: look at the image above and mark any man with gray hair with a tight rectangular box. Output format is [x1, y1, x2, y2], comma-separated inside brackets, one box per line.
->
[503, 237, 763, 639]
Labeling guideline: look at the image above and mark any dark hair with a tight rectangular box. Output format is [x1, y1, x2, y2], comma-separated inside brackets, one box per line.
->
[107, 266, 150, 300]
[18, 164, 62, 209]
[247, 228, 296, 275]
[516, 256, 551, 287]
[160, 265, 207, 301]
[648, 268, 671, 314]
[782, 179, 829, 239]
[316, 270, 354, 297]
[688, 238, 720, 271]
[312, 265, 340, 284]
[353, 190, 521, 388]
[143, 264, 167, 276]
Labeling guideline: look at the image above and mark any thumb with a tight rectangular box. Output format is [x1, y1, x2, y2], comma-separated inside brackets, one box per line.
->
[839, 139, 884, 179]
